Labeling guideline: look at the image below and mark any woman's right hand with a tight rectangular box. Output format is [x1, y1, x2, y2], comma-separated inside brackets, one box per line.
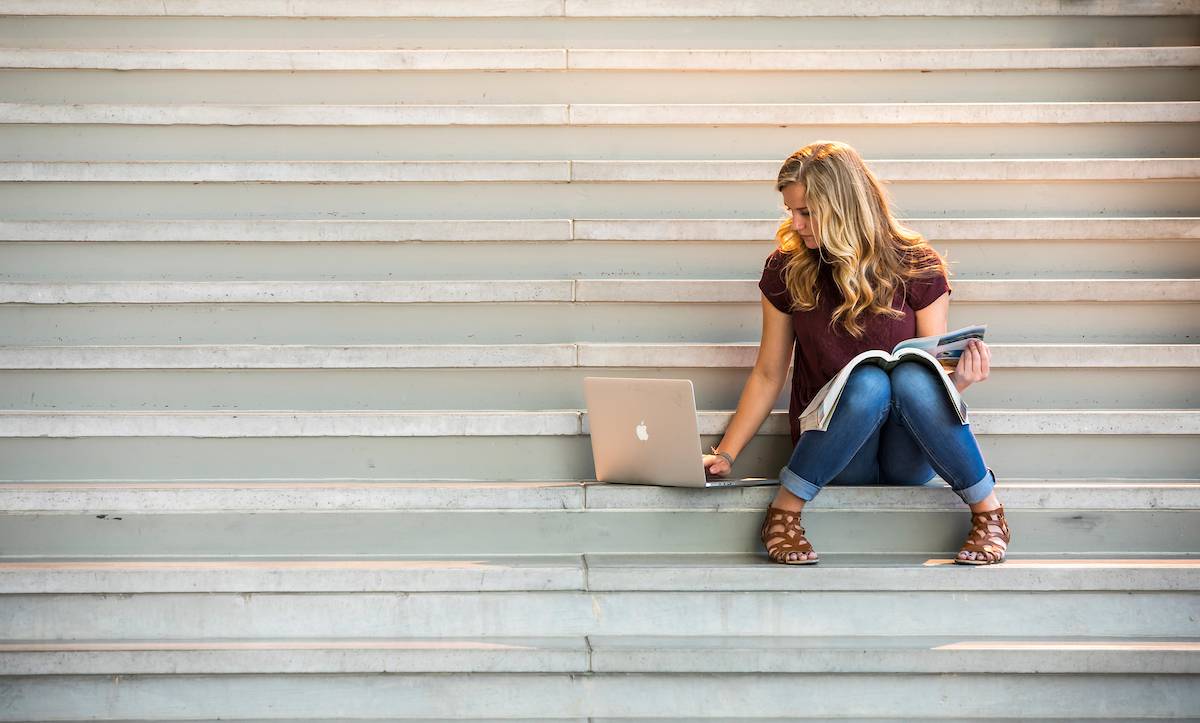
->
[702, 453, 733, 477]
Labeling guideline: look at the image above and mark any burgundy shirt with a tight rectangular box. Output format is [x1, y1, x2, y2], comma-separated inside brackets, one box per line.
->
[757, 247, 951, 446]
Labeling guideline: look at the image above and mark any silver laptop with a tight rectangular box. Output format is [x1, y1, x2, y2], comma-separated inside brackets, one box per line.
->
[583, 376, 766, 488]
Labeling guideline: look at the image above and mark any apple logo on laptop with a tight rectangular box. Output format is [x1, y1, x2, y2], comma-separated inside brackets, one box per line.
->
[635, 420, 649, 441]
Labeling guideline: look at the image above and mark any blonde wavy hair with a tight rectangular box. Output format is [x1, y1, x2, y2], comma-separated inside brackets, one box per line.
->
[774, 140, 949, 338]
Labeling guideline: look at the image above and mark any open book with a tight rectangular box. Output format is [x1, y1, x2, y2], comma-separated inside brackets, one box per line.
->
[796, 324, 987, 435]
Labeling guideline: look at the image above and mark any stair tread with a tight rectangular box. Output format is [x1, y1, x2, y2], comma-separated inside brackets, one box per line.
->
[1, 408, 1195, 437]
[1, 553, 1195, 594]
[4, 633, 1196, 651]
[0, 636, 584, 651]
[2, 342, 1195, 369]
[5, 278, 1196, 304]
[7, 157, 1199, 182]
[4, 217, 1195, 241]
[5, 47, 1199, 71]
[3, 0, 1192, 17]
[5, 100, 1198, 126]
[0, 634, 1194, 675]
[1, 479, 1196, 512]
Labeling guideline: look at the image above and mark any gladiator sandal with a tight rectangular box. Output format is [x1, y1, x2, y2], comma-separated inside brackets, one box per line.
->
[955, 504, 1010, 565]
[760, 504, 819, 565]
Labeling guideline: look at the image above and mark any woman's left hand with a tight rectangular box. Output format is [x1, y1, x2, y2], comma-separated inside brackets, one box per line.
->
[953, 339, 990, 392]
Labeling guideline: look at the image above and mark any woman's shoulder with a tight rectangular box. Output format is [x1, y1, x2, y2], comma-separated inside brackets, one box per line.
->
[761, 245, 797, 278]
[897, 240, 942, 266]
[764, 246, 790, 267]
[897, 243, 952, 309]
[758, 246, 794, 313]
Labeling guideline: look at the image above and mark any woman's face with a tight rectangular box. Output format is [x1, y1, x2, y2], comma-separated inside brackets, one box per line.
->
[782, 183, 819, 250]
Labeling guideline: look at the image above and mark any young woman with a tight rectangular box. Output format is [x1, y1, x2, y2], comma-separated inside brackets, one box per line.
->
[701, 141, 1010, 566]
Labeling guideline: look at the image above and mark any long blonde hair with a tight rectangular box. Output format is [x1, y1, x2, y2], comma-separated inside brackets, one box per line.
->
[774, 140, 948, 338]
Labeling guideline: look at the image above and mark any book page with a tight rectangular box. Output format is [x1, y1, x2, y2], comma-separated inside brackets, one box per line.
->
[891, 324, 987, 372]
[797, 349, 892, 434]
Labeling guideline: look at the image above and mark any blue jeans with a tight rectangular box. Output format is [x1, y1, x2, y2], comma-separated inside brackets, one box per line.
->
[779, 361, 995, 505]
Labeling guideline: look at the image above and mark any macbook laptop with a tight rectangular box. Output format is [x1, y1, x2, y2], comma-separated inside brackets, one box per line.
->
[583, 376, 772, 488]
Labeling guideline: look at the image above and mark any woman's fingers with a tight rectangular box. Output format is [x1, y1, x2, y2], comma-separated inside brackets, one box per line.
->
[702, 453, 734, 477]
[959, 340, 989, 383]
[960, 344, 978, 380]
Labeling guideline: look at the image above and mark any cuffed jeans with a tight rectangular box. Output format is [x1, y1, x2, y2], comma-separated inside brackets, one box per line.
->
[779, 361, 996, 505]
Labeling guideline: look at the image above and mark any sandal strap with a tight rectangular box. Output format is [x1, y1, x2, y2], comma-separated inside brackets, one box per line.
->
[760, 505, 815, 558]
[959, 505, 1010, 557]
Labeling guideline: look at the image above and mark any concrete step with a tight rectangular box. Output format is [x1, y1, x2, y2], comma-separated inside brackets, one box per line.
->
[1, 0, 1191, 17]
[2, 555, 1196, 639]
[7, 122, 1197, 161]
[567, 2, 1199, 18]
[9, 158, 1198, 182]
[1, 671, 1194, 720]
[4, 218, 1196, 281]
[10, 342, 1196, 369]
[2, 408, 1196, 437]
[7, 162, 1190, 218]
[8, 68, 1196, 105]
[3, 20, 1191, 59]
[3, 281, 1194, 345]
[2, 342, 1195, 367]
[5, 101, 1197, 126]
[585, 715, 1166, 720]
[0, 635, 1194, 675]
[1, 411, 1195, 480]
[6, 185, 1194, 219]
[1, 481, 1194, 556]
[2, 344, 1194, 411]
[5, 47, 1198, 71]
[4, 158, 1195, 216]
[0, 636, 589, 674]
[5, 217, 1194, 241]
[3, 479, 1192, 512]
[4, 278, 1195, 303]
[3, 553, 1193, 593]
[588, 634, 1200, 673]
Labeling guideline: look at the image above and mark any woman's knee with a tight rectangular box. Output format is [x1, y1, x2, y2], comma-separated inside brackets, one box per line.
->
[840, 365, 891, 416]
[888, 359, 942, 404]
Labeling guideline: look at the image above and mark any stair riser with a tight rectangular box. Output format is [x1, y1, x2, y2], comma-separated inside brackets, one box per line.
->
[1, 672, 1196, 720]
[8, 69, 1198, 104]
[0, 649, 586, 675]
[1, 15, 1193, 49]
[1, 647, 1195, 675]
[0, 510, 1194, 556]
[4, 181, 1197, 218]
[5, 125, 1200, 162]
[2, 303, 1196, 344]
[1, 435, 1196, 479]
[4, 483, 1195, 512]
[4, 591, 1197, 639]
[2, 368, 1196, 411]
[4, 240, 1198, 281]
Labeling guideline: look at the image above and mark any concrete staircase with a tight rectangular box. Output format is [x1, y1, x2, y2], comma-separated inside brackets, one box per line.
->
[0, 1, 1198, 719]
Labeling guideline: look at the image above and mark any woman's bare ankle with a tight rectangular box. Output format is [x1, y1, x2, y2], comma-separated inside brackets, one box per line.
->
[969, 491, 1001, 513]
[772, 486, 806, 511]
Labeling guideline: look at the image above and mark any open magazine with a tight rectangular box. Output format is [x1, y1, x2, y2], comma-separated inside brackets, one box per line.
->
[797, 324, 987, 435]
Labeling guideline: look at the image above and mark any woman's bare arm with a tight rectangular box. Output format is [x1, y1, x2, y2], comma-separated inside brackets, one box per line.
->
[705, 295, 795, 470]
[914, 290, 990, 391]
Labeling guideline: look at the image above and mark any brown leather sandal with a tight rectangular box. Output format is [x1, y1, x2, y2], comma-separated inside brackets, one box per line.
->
[954, 504, 1010, 565]
[760, 504, 819, 565]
